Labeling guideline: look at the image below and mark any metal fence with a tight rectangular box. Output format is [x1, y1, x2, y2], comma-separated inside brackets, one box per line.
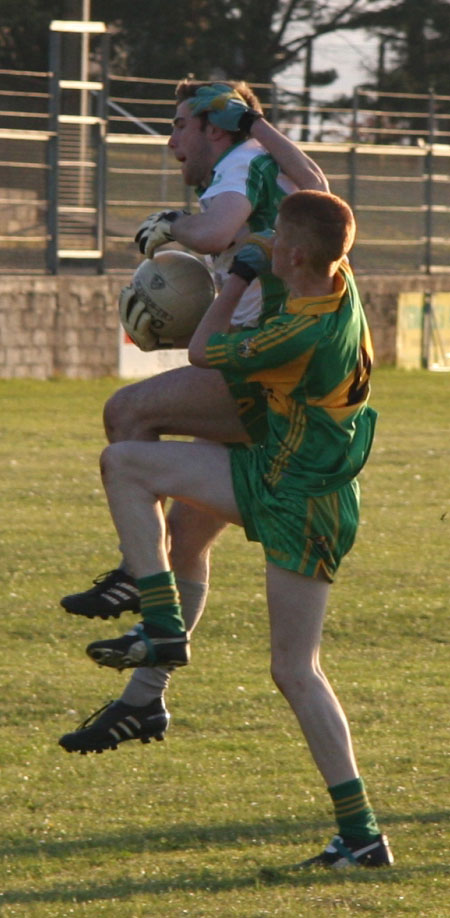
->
[1, 67, 449, 275]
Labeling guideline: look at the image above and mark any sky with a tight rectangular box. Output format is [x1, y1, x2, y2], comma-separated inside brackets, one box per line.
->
[277, 28, 380, 100]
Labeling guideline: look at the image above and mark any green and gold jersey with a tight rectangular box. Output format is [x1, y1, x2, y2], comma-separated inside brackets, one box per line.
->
[206, 262, 377, 496]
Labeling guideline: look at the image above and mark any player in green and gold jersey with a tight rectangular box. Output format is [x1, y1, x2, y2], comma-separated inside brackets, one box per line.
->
[67, 189, 393, 870]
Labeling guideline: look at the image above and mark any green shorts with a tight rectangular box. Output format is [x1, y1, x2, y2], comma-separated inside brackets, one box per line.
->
[225, 379, 268, 444]
[229, 443, 360, 581]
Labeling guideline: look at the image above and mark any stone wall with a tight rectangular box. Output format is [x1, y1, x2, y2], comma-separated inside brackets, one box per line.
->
[0, 276, 121, 379]
[1, 273, 450, 379]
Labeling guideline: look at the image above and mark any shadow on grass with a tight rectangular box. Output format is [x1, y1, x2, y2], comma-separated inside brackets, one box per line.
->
[2, 807, 448, 863]
[1, 861, 449, 906]
[1, 815, 329, 860]
[2, 810, 449, 906]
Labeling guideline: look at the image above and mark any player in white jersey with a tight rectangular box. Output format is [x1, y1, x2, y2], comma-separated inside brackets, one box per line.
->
[59, 80, 329, 755]
[198, 136, 297, 327]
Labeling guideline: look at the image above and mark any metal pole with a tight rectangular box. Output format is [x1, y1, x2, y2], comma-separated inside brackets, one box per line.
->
[270, 81, 279, 128]
[300, 37, 312, 143]
[421, 291, 432, 369]
[351, 86, 359, 144]
[96, 31, 109, 273]
[348, 88, 359, 213]
[79, 0, 90, 208]
[47, 31, 60, 274]
[424, 87, 435, 275]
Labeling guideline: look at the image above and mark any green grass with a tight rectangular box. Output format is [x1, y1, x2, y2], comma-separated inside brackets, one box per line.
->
[0, 369, 449, 917]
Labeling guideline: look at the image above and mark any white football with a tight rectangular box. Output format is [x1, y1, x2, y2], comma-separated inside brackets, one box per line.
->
[132, 250, 215, 339]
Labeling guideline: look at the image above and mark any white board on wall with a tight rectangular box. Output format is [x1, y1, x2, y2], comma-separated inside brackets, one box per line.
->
[118, 328, 189, 378]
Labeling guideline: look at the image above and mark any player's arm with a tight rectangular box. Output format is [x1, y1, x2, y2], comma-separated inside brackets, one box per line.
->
[189, 233, 272, 367]
[250, 118, 329, 192]
[188, 273, 248, 366]
[189, 83, 329, 192]
[135, 191, 252, 258]
[171, 191, 251, 254]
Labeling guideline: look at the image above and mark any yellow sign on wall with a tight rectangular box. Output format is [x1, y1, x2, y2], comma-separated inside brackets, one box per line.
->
[397, 292, 450, 369]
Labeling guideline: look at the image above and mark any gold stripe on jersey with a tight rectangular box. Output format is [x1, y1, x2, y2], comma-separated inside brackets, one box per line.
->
[297, 492, 339, 578]
[329, 491, 340, 556]
[264, 400, 306, 487]
[206, 313, 319, 368]
[207, 267, 346, 368]
[298, 498, 315, 575]
[253, 314, 318, 355]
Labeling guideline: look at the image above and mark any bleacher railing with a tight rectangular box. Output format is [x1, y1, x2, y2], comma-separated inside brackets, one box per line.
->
[0, 69, 449, 275]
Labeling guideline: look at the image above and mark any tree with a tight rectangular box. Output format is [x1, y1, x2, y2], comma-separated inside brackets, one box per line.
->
[94, 0, 369, 85]
[338, 0, 450, 142]
[1, 1, 367, 85]
[345, 0, 450, 97]
[0, 0, 64, 72]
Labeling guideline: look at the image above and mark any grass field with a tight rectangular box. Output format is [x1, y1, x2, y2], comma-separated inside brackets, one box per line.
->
[1, 368, 449, 917]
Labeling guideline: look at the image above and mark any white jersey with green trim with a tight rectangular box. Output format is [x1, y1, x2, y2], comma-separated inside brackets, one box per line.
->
[199, 139, 297, 327]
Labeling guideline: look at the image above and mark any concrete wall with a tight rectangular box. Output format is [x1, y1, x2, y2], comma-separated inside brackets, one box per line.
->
[1, 273, 450, 379]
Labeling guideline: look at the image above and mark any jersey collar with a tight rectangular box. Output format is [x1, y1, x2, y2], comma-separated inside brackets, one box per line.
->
[285, 268, 347, 316]
[195, 140, 249, 196]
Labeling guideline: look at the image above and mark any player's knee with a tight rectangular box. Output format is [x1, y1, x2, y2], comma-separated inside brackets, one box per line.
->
[100, 442, 146, 494]
[104, 385, 155, 443]
[103, 388, 131, 442]
[104, 377, 167, 443]
[270, 655, 316, 700]
[270, 657, 288, 695]
[99, 442, 126, 483]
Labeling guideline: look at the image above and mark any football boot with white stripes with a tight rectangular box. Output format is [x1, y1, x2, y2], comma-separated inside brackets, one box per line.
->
[296, 833, 394, 869]
[58, 697, 169, 754]
[60, 568, 140, 620]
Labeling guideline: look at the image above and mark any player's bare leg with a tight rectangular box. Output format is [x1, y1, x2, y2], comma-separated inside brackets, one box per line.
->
[266, 563, 358, 787]
[59, 370, 249, 753]
[84, 438, 242, 664]
[265, 563, 391, 867]
[60, 366, 250, 618]
[59, 439, 242, 753]
[100, 439, 243, 576]
[166, 461, 229, 576]
[102, 366, 249, 587]
[103, 365, 251, 444]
